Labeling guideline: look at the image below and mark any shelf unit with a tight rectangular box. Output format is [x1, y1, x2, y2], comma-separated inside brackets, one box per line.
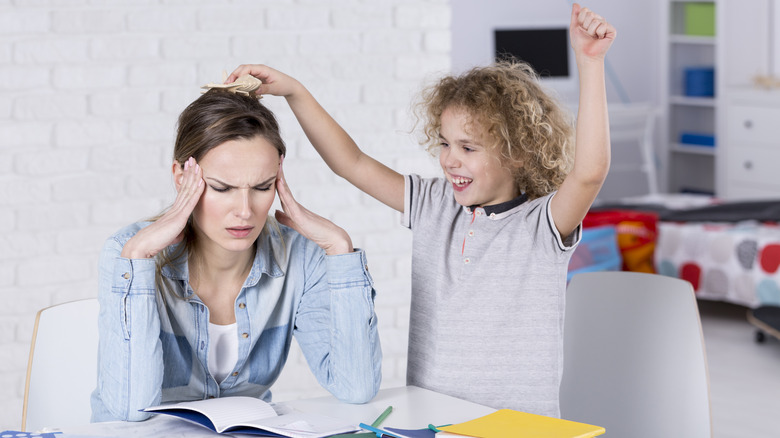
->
[661, 0, 718, 194]
[716, 0, 780, 200]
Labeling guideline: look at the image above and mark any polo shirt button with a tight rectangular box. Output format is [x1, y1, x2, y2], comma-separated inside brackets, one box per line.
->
[468, 230, 474, 237]
[242, 333, 249, 339]
[238, 303, 246, 309]
[476, 210, 483, 216]
[464, 258, 471, 264]
[489, 213, 496, 219]
[122, 272, 130, 280]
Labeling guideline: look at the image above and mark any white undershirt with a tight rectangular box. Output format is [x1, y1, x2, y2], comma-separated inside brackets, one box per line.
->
[207, 322, 238, 383]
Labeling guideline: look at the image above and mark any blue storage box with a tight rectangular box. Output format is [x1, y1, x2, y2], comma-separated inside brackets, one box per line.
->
[680, 132, 715, 147]
[567, 225, 622, 282]
[685, 67, 715, 97]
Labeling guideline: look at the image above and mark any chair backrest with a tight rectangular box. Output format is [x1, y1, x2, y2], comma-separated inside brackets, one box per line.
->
[560, 272, 712, 438]
[22, 298, 99, 432]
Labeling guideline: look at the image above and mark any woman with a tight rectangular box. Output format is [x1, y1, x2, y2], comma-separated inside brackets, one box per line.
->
[90, 89, 381, 422]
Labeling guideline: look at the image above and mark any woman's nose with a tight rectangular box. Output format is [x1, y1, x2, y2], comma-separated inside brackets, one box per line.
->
[234, 189, 252, 219]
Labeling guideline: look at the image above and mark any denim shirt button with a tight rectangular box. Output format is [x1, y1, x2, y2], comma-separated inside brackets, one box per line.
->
[200, 306, 205, 313]
[242, 333, 249, 339]
[238, 303, 245, 309]
[122, 272, 130, 280]
[200, 341, 205, 350]
[232, 371, 238, 376]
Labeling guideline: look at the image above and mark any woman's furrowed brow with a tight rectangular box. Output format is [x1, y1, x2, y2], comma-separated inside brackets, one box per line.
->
[204, 175, 276, 188]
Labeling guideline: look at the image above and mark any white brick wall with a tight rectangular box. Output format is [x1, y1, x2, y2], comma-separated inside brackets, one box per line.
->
[0, 0, 447, 431]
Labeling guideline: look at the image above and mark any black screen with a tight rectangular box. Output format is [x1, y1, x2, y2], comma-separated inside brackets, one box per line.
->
[494, 28, 569, 77]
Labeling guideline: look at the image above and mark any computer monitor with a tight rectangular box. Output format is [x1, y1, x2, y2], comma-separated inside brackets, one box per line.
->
[494, 28, 570, 78]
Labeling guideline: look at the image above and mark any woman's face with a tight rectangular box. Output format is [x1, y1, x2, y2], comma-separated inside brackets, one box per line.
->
[186, 136, 280, 255]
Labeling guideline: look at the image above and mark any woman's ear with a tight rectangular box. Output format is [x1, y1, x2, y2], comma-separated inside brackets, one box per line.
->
[172, 160, 184, 192]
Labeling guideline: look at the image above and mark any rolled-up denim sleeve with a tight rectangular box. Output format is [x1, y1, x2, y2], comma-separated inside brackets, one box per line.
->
[90, 234, 164, 422]
[294, 246, 382, 403]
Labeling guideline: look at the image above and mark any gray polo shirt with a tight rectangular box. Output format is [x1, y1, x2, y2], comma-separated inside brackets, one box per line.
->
[402, 174, 580, 418]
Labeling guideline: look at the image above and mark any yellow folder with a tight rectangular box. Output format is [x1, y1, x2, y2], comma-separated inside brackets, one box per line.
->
[438, 409, 605, 438]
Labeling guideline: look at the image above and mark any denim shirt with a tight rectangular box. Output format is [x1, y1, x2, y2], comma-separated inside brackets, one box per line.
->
[90, 221, 382, 422]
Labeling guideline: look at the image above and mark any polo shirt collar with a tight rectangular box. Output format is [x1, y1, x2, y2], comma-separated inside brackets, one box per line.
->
[468, 192, 529, 216]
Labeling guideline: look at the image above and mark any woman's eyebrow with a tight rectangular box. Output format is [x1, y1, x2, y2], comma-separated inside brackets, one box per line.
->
[204, 175, 277, 188]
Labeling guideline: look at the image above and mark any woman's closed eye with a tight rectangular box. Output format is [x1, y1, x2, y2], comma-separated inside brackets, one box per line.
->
[209, 184, 273, 192]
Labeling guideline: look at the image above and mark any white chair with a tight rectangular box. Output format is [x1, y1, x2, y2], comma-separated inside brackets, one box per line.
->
[600, 103, 661, 199]
[22, 298, 99, 432]
[560, 272, 712, 438]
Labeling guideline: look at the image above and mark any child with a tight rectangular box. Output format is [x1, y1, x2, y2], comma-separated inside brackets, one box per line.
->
[227, 3, 615, 418]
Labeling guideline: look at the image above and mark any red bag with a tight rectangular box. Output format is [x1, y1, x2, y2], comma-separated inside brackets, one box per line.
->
[582, 210, 658, 273]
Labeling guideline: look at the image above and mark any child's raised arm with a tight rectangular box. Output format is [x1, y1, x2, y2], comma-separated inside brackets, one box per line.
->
[550, 3, 616, 238]
[227, 65, 406, 213]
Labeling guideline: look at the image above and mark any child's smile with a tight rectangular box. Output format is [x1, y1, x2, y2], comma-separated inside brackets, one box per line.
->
[439, 107, 519, 207]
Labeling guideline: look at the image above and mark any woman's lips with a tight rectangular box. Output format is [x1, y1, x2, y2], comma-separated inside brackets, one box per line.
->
[227, 227, 253, 238]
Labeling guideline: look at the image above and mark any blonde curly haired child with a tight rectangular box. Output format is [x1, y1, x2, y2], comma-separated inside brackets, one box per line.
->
[228, 3, 615, 418]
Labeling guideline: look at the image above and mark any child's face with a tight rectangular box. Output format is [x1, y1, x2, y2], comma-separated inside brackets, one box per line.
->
[439, 107, 519, 207]
[190, 136, 279, 255]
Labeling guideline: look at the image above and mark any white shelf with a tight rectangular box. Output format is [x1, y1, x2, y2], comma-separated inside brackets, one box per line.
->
[671, 143, 717, 155]
[663, 0, 718, 195]
[670, 95, 717, 106]
[670, 35, 716, 45]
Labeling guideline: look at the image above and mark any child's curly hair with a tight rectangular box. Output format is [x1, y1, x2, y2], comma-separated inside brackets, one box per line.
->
[415, 61, 575, 200]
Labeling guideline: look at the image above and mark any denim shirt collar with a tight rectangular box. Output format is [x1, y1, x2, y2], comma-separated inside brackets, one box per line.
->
[159, 231, 286, 298]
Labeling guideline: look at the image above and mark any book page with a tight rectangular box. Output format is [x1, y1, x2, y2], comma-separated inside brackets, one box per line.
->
[227, 409, 358, 438]
[145, 396, 277, 432]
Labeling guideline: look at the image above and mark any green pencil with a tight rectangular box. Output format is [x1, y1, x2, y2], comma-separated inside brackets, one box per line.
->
[372, 405, 393, 427]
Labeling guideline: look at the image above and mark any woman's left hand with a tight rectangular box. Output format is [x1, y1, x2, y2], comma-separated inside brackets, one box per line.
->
[274, 158, 354, 255]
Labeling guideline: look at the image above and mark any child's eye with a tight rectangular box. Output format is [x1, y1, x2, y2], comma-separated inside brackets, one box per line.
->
[210, 185, 229, 193]
[440, 142, 450, 148]
[462, 146, 474, 152]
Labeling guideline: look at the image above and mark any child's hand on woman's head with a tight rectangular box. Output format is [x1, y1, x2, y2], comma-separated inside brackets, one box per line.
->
[570, 3, 616, 61]
[226, 64, 302, 98]
[273, 158, 354, 256]
[120, 156, 205, 259]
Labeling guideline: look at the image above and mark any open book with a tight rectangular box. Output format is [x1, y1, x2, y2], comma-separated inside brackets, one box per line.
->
[142, 396, 359, 437]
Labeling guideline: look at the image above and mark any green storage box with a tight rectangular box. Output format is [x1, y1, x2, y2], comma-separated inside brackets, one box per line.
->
[685, 3, 715, 36]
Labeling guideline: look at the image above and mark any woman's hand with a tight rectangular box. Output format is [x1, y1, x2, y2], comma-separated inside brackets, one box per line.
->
[120, 157, 205, 259]
[226, 64, 303, 98]
[273, 158, 354, 256]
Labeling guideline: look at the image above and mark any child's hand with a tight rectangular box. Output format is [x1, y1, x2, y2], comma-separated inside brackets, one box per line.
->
[273, 158, 354, 256]
[226, 64, 302, 98]
[121, 157, 205, 259]
[570, 3, 616, 61]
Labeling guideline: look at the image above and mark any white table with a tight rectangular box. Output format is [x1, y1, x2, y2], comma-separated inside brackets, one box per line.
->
[55, 386, 495, 437]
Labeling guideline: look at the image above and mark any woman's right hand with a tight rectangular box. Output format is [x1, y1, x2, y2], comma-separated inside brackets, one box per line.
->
[120, 157, 204, 259]
[225, 64, 303, 99]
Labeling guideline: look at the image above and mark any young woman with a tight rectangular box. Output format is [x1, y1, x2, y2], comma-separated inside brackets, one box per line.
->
[91, 89, 381, 422]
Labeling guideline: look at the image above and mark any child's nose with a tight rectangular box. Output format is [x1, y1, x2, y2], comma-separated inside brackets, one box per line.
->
[441, 148, 460, 168]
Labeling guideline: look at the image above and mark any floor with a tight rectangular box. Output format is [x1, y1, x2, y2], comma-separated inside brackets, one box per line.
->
[698, 300, 780, 438]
